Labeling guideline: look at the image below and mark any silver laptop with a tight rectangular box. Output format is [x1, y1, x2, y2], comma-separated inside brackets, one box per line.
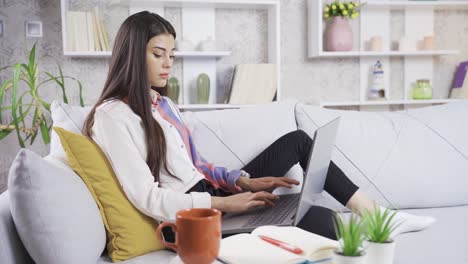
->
[221, 117, 341, 235]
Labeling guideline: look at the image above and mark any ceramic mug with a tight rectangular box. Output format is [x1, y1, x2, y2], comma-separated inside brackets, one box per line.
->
[156, 208, 222, 264]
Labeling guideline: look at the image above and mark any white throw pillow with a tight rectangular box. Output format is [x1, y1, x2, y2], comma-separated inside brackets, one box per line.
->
[8, 149, 106, 264]
[49, 100, 92, 166]
[295, 102, 468, 210]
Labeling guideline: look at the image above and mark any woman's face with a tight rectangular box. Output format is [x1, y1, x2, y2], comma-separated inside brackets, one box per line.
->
[146, 33, 175, 87]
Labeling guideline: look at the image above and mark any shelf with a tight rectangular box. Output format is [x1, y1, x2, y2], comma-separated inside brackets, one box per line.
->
[364, 1, 468, 10]
[317, 50, 459, 58]
[177, 104, 255, 110]
[63, 51, 231, 58]
[63, 51, 112, 58]
[125, 0, 279, 9]
[174, 51, 231, 58]
[320, 99, 464, 107]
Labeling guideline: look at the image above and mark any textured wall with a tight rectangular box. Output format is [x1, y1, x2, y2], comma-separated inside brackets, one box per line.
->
[0, 0, 467, 192]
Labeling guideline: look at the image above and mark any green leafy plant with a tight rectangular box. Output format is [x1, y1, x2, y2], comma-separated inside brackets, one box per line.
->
[0, 43, 84, 148]
[324, 1, 362, 19]
[334, 212, 366, 257]
[363, 205, 400, 243]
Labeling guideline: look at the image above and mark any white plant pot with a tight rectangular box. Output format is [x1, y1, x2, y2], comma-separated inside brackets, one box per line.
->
[332, 250, 367, 264]
[366, 240, 396, 264]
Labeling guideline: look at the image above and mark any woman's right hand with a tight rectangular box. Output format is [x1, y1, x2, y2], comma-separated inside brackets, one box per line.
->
[211, 192, 279, 213]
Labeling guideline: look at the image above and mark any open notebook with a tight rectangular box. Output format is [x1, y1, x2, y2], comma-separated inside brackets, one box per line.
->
[218, 226, 339, 264]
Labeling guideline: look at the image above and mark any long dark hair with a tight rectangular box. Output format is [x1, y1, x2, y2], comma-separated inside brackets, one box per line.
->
[83, 11, 176, 182]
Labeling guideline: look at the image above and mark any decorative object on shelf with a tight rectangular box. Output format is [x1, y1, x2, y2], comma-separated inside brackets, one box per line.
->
[369, 36, 383, 51]
[0, 43, 85, 148]
[398, 36, 416, 51]
[0, 20, 4, 38]
[449, 61, 468, 99]
[176, 38, 195, 51]
[363, 205, 399, 264]
[167, 77, 180, 104]
[421, 35, 434, 50]
[25, 21, 42, 38]
[228, 64, 277, 104]
[196, 73, 210, 104]
[323, 1, 361, 51]
[412, 79, 433, 100]
[333, 213, 366, 264]
[198, 36, 217, 51]
[368, 60, 386, 100]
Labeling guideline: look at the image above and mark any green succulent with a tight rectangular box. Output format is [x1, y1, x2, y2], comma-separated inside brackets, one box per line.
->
[334, 212, 366, 257]
[363, 204, 401, 243]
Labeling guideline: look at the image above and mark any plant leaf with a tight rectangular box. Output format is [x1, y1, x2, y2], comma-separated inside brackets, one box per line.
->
[30, 107, 39, 145]
[0, 79, 12, 123]
[39, 116, 50, 145]
[17, 90, 31, 129]
[45, 72, 68, 104]
[77, 79, 84, 106]
[28, 43, 36, 75]
[11, 63, 25, 148]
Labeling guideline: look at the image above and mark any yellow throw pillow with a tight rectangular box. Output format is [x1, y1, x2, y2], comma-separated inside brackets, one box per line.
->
[53, 127, 164, 262]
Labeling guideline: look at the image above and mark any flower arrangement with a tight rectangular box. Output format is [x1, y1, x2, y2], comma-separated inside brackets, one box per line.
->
[324, 1, 361, 19]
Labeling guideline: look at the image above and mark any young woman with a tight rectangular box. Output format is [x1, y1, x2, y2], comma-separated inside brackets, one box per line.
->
[83, 11, 434, 241]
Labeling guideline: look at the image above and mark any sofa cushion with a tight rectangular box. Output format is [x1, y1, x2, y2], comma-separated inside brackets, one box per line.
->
[385, 206, 468, 263]
[97, 250, 176, 264]
[7, 149, 106, 264]
[295, 101, 468, 210]
[181, 100, 303, 194]
[53, 127, 164, 262]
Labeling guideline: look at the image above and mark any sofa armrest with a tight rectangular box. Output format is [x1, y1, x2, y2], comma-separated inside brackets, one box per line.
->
[0, 191, 33, 264]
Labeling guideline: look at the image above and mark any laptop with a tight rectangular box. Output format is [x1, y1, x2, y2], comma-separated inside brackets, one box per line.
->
[221, 117, 341, 235]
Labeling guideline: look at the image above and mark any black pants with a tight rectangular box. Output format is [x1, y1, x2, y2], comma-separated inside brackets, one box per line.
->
[185, 130, 359, 240]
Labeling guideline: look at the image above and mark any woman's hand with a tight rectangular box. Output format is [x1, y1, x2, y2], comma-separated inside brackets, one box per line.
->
[237, 176, 300, 193]
[211, 191, 279, 213]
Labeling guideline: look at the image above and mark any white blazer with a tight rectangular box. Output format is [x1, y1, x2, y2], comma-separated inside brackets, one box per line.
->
[91, 99, 211, 222]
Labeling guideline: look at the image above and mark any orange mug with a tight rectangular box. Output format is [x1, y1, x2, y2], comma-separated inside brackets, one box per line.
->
[156, 208, 222, 264]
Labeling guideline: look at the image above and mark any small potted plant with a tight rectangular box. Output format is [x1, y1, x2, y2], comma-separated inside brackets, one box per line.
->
[333, 212, 367, 264]
[323, 1, 362, 51]
[362, 205, 400, 264]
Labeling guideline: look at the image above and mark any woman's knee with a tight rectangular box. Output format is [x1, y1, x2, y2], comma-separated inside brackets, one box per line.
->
[287, 130, 313, 145]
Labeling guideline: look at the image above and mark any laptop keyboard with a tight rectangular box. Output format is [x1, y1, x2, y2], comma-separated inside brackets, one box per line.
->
[243, 193, 300, 227]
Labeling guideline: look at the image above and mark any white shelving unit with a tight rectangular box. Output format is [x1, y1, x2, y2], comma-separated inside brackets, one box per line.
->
[60, 0, 280, 111]
[365, 1, 468, 10]
[321, 98, 463, 107]
[62, 51, 231, 58]
[178, 103, 255, 110]
[307, 0, 466, 111]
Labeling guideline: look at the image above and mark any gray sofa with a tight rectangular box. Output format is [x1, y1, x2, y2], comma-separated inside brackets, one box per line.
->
[1, 100, 468, 263]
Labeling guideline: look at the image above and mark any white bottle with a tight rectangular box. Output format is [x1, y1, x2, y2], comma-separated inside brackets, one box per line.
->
[368, 60, 386, 100]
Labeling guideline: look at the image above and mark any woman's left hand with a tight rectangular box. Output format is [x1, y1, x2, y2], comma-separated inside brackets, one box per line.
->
[237, 176, 300, 193]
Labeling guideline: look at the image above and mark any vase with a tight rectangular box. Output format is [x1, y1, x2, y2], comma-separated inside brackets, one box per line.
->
[167, 77, 180, 104]
[366, 240, 395, 264]
[332, 250, 367, 264]
[325, 17, 353, 51]
[196, 73, 210, 104]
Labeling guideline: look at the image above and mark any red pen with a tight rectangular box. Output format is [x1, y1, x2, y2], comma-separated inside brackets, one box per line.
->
[258, 235, 304, 255]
